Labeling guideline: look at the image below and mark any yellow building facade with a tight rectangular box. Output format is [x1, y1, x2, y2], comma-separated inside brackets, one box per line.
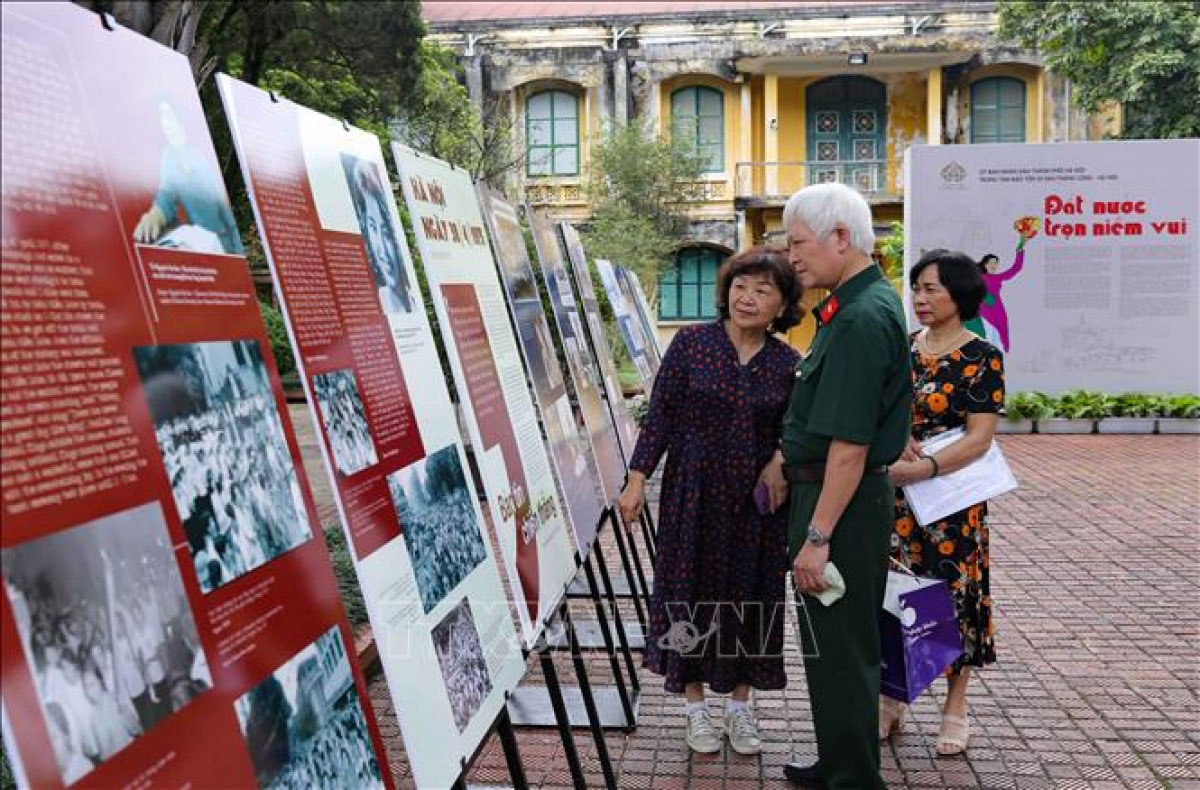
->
[426, 2, 1118, 349]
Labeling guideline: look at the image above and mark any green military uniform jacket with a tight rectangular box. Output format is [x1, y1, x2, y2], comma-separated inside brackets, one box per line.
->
[781, 264, 912, 556]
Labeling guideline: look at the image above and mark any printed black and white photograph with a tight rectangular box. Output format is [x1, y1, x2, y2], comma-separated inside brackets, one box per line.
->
[430, 598, 493, 733]
[134, 339, 314, 594]
[386, 445, 487, 614]
[312, 370, 377, 477]
[514, 302, 564, 393]
[235, 626, 383, 790]
[1, 502, 212, 787]
[341, 152, 416, 316]
[492, 215, 539, 304]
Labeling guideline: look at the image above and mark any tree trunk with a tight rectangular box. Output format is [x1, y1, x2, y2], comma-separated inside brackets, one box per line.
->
[104, 1, 211, 79]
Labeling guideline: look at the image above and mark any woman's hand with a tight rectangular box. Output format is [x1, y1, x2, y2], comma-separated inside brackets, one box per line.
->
[757, 451, 788, 513]
[134, 205, 166, 243]
[888, 458, 933, 487]
[617, 473, 646, 527]
[899, 436, 924, 462]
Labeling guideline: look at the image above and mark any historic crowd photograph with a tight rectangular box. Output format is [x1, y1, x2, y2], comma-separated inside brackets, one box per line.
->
[431, 598, 494, 733]
[312, 369, 378, 477]
[1, 501, 212, 785]
[134, 338, 314, 593]
[386, 444, 487, 614]
[235, 625, 384, 790]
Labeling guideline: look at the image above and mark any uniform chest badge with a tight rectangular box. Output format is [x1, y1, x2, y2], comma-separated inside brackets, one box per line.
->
[818, 295, 840, 325]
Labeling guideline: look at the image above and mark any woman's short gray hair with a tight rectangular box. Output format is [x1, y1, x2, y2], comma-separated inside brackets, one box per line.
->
[782, 182, 875, 256]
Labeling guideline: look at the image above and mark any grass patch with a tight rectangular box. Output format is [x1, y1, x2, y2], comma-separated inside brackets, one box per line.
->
[324, 521, 369, 630]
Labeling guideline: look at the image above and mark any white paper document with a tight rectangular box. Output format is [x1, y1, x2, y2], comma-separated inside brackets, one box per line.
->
[902, 429, 1018, 526]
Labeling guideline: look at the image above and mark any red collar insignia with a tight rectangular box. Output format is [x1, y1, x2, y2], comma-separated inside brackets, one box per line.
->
[818, 295, 840, 325]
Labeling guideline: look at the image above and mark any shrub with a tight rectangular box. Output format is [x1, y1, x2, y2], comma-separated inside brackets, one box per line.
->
[1161, 394, 1200, 419]
[323, 522, 368, 630]
[258, 299, 297, 379]
[1109, 392, 1158, 418]
[1052, 390, 1111, 420]
[1006, 392, 1054, 421]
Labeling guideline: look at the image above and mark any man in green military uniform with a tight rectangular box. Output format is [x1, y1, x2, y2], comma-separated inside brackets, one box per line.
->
[770, 183, 912, 788]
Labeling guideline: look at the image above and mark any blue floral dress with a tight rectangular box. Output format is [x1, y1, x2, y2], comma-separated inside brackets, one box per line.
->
[631, 321, 798, 693]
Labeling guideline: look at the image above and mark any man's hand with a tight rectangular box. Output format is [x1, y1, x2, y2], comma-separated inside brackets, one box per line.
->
[792, 541, 830, 594]
[899, 436, 923, 462]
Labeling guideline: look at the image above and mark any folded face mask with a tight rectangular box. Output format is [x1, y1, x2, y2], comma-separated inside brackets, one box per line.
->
[796, 562, 846, 607]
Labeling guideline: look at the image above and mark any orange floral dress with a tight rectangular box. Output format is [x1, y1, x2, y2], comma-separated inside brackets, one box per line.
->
[892, 336, 1004, 670]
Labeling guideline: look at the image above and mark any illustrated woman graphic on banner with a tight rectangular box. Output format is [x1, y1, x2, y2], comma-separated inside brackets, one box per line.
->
[966, 216, 1039, 351]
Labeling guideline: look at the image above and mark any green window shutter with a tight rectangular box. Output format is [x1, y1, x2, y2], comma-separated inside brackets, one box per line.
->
[971, 78, 1026, 144]
[670, 86, 725, 173]
[699, 251, 719, 318]
[660, 260, 680, 319]
[527, 90, 580, 175]
[661, 247, 723, 320]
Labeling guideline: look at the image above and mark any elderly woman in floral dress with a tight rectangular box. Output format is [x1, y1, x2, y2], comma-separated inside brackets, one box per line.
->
[884, 249, 1005, 757]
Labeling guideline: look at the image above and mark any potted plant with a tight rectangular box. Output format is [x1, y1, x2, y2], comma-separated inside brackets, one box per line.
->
[1038, 390, 1108, 434]
[1000, 391, 1051, 434]
[1156, 394, 1200, 434]
[1098, 392, 1158, 434]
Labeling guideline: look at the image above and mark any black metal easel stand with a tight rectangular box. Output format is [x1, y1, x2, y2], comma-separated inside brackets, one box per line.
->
[449, 701, 529, 790]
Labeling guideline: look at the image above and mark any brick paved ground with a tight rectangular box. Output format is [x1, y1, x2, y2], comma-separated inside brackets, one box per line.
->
[289, 406, 1200, 789]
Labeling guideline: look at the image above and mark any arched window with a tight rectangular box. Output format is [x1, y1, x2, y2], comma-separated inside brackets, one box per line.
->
[526, 90, 579, 176]
[660, 247, 721, 320]
[970, 78, 1026, 143]
[671, 86, 725, 173]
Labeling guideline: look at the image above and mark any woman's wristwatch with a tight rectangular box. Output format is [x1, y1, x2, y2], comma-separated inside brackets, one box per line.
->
[806, 523, 830, 547]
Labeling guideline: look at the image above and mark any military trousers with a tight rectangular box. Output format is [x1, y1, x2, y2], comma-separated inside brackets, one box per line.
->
[789, 473, 892, 790]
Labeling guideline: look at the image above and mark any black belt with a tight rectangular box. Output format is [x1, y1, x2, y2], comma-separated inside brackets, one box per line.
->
[785, 462, 888, 483]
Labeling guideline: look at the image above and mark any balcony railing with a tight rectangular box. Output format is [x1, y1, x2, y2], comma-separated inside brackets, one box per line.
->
[735, 160, 892, 201]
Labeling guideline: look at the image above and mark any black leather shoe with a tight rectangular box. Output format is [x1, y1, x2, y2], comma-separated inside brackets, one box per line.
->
[783, 760, 826, 788]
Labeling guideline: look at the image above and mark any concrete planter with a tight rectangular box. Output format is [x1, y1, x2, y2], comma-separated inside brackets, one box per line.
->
[997, 418, 1035, 434]
[1096, 418, 1157, 435]
[1037, 418, 1096, 434]
[1157, 418, 1200, 435]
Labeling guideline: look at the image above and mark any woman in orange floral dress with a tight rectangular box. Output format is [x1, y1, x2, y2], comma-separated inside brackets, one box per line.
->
[881, 250, 1004, 757]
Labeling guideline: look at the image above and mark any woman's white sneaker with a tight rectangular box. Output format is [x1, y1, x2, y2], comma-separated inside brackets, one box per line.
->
[724, 707, 762, 755]
[685, 707, 723, 753]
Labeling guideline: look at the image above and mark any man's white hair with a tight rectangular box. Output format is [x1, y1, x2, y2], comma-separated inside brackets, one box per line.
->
[782, 182, 875, 256]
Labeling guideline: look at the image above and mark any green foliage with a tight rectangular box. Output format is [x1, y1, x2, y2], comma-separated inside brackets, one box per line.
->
[257, 299, 296, 378]
[583, 122, 707, 306]
[627, 394, 650, 426]
[1160, 394, 1200, 419]
[394, 43, 519, 183]
[1008, 391, 1200, 420]
[1052, 390, 1112, 419]
[877, 220, 905, 286]
[1, 744, 13, 790]
[1006, 391, 1055, 421]
[998, 0, 1200, 139]
[1109, 392, 1159, 418]
[323, 522, 368, 629]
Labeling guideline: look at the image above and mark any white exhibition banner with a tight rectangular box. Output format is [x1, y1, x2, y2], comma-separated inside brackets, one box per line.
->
[560, 223, 641, 460]
[907, 140, 1199, 394]
[595, 258, 659, 388]
[478, 188, 604, 554]
[621, 266, 665, 362]
[528, 210, 629, 505]
[393, 144, 576, 645]
[219, 77, 525, 789]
